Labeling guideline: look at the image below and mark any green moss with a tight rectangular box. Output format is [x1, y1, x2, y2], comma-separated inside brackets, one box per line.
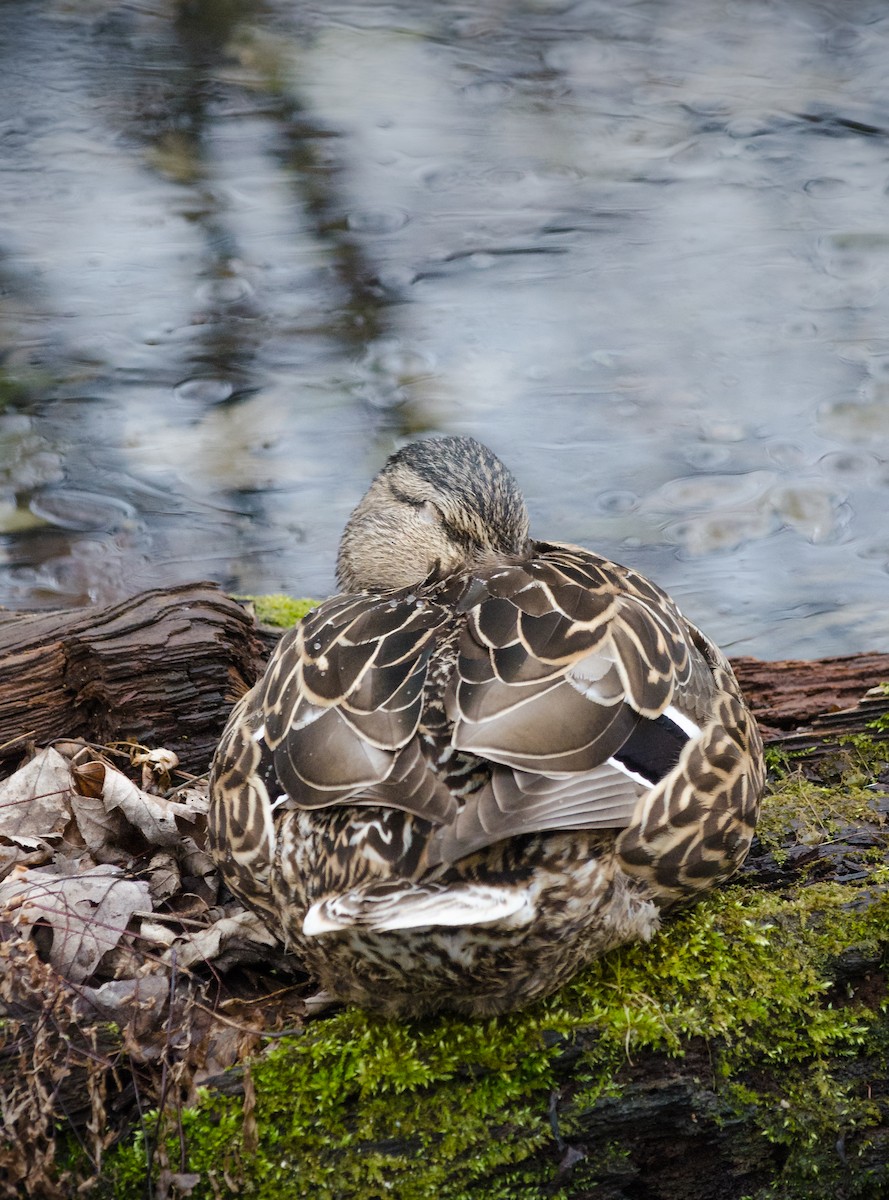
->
[104, 764, 889, 1200]
[763, 744, 805, 775]
[754, 772, 885, 863]
[726, 1066, 884, 1198]
[107, 899, 889, 1194]
[238, 593, 319, 628]
[866, 683, 889, 734]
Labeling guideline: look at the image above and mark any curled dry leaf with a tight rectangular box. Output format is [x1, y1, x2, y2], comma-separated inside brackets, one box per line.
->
[87, 758, 207, 848]
[0, 748, 73, 879]
[139, 919, 178, 949]
[0, 745, 279, 987]
[157, 1173, 203, 1199]
[75, 975, 172, 1038]
[162, 909, 279, 972]
[69, 780, 128, 856]
[132, 746, 180, 793]
[70, 757, 105, 799]
[176, 835, 217, 903]
[146, 850, 181, 904]
[0, 865, 151, 984]
[0, 737, 312, 1199]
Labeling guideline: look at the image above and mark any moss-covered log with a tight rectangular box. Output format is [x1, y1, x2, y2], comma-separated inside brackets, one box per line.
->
[0, 587, 888, 1199]
[106, 767, 889, 1200]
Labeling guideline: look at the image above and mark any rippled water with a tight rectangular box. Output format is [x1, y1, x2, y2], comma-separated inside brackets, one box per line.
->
[1, 0, 888, 658]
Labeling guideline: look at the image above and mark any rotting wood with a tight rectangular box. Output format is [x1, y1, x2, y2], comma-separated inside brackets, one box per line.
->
[0, 583, 269, 777]
[731, 653, 889, 758]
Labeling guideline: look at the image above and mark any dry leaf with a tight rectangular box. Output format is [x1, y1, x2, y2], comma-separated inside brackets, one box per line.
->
[76, 976, 173, 1038]
[69, 785, 128, 855]
[147, 850, 181, 904]
[132, 747, 180, 793]
[96, 761, 206, 847]
[139, 919, 178, 948]
[163, 910, 278, 972]
[0, 738, 309, 1200]
[70, 758, 106, 799]
[177, 835, 217, 903]
[156, 1172, 202, 1199]
[0, 865, 151, 983]
[0, 748, 73, 879]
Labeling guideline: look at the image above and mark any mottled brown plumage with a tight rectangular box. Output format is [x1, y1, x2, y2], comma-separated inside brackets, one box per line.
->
[209, 436, 765, 1015]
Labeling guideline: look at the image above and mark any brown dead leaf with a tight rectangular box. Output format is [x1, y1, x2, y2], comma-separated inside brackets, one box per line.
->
[71, 758, 106, 799]
[147, 850, 181, 904]
[164, 892, 212, 921]
[69, 784, 129, 855]
[156, 1172, 202, 1199]
[0, 748, 73, 879]
[139, 919, 178, 948]
[0, 737, 309, 1200]
[0, 865, 151, 983]
[132, 747, 180, 793]
[99, 761, 207, 846]
[163, 909, 278, 972]
[177, 835, 218, 903]
[76, 976, 172, 1038]
[242, 1063, 258, 1153]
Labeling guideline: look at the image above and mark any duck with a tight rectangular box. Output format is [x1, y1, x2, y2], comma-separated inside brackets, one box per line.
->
[208, 435, 764, 1016]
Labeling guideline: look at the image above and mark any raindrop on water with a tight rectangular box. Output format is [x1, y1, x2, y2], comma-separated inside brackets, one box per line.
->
[195, 276, 255, 305]
[346, 209, 409, 234]
[173, 378, 235, 405]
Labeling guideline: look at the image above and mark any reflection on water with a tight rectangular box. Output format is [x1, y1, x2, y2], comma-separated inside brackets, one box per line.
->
[1, 0, 889, 658]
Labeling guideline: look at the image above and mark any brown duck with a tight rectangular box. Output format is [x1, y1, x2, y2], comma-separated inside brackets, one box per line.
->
[209, 436, 764, 1016]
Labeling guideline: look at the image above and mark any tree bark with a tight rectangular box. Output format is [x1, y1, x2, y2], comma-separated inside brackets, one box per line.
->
[731, 652, 889, 753]
[0, 583, 271, 776]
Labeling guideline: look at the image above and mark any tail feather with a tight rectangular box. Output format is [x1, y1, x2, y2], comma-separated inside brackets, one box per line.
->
[303, 880, 534, 935]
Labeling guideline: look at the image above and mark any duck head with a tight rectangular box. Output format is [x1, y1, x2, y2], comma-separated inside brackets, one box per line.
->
[336, 436, 530, 592]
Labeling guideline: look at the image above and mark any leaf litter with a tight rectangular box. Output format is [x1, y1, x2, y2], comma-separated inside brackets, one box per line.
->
[0, 740, 310, 1199]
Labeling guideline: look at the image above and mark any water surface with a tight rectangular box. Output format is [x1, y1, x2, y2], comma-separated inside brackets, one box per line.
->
[2, 0, 889, 659]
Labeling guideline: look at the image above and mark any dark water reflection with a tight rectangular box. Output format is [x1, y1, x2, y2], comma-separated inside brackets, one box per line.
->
[2, 0, 889, 658]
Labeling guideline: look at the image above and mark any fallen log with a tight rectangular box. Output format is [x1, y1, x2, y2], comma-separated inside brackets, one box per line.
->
[0, 585, 887, 1200]
[0, 583, 271, 776]
[731, 652, 889, 758]
[0, 584, 887, 773]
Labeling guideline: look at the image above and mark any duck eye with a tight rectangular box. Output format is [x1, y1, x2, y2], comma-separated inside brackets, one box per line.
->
[417, 500, 440, 526]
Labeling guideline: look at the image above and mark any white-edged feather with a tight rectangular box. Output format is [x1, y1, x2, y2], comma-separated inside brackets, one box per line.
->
[663, 704, 701, 739]
[303, 882, 535, 935]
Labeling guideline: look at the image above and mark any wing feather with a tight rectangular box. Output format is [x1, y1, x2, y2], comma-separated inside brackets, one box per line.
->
[303, 879, 533, 934]
[434, 542, 723, 859]
[218, 541, 756, 879]
[426, 761, 643, 865]
[255, 589, 452, 822]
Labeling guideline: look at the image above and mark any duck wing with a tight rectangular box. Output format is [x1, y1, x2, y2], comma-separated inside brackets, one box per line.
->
[257, 590, 458, 824]
[426, 541, 741, 864]
[213, 544, 760, 901]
